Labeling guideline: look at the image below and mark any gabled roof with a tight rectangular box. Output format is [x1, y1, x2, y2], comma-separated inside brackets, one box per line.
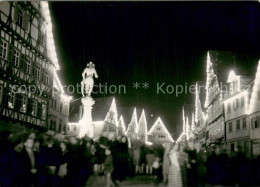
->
[148, 117, 174, 142]
[138, 109, 148, 135]
[118, 115, 126, 132]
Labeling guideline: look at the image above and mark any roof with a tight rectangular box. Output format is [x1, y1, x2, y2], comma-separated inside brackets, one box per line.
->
[208, 50, 258, 86]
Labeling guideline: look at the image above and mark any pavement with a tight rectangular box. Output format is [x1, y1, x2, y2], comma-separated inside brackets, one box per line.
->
[86, 175, 167, 187]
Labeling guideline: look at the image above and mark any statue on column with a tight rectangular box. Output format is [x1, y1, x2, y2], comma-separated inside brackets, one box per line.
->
[81, 62, 98, 97]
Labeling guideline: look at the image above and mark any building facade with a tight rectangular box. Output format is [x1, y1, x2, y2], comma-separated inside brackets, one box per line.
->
[204, 52, 225, 147]
[0, 2, 71, 132]
[147, 117, 174, 143]
[248, 61, 260, 156]
[223, 71, 252, 156]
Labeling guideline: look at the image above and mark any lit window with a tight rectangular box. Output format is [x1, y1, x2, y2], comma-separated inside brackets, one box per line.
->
[35, 64, 41, 80]
[8, 89, 15, 109]
[20, 95, 27, 113]
[0, 40, 8, 59]
[31, 100, 37, 116]
[242, 117, 246, 129]
[228, 122, 232, 133]
[236, 120, 240, 130]
[25, 58, 31, 74]
[42, 104, 46, 119]
[17, 9, 23, 27]
[13, 49, 20, 67]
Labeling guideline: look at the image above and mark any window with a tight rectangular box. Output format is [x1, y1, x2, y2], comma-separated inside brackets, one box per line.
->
[31, 100, 37, 116]
[8, 89, 15, 109]
[253, 118, 259, 129]
[60, 104, 62, 113]
[241, 96, 244, 108]
[17, 9, 23, 27]
[228, 122, 233, 133]
[45, 71, 49, 85]
[236, 120, 240, 130]
[242, 118, 246, 129]
[258, 91, 260, 101]
[35, 64, 41, 80]
[41, 104, 46, 119]
[13, 49, 20, 67]
[233, 98, 239, 111]
[227, 103, 231, 113]
[0, 40, 8, 59]
[157, 127, 161, 130]
[20, 95, 27, 113]
[25, 58, 31, 74]
[59, 119, 62, 133]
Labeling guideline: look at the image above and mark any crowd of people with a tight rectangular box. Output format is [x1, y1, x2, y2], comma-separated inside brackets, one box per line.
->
[1, 129, 260, 187]
[164, 140, 260, 187]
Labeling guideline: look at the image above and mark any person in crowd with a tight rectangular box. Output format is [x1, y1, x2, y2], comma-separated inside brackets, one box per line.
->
[196, 144, 207, 187]
[66, 137, 82, 186]
[104, 146, 116, 187]
[163, 143, 173, 185]
[57, 140, 69, 186]
[168, 143, 182, 187]
[133, 143, 142, 174]
[185, 140, 197, 187]
[37, 136, 61, 187]
[19, 134, 38, 186]
[116, 136, 130, 181]
[232, 145, 252, 186]
[145, 147, 156, 175]
[178, 143, 189, 187]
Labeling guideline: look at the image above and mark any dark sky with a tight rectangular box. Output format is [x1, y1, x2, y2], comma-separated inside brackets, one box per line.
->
[49, 1, 260, 137]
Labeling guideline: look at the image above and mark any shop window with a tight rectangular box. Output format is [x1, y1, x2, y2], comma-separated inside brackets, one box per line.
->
[20, 95, 27, 113]
[8, 89, 15, 109]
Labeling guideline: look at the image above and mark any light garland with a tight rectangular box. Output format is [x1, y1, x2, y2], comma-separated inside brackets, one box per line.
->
[248, 60, 260, 114]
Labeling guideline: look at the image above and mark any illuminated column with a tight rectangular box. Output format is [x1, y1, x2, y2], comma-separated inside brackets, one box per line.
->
[78, 96, 95, 138]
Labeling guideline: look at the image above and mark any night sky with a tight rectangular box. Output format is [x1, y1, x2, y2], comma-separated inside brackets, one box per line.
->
[49, 1, 260, 136]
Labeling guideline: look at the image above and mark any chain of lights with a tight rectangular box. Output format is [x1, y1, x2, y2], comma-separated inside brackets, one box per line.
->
[248, 60, 260, 114]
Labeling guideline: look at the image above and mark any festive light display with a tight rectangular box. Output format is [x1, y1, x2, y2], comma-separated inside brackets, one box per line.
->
[248, 60, 260, 114]
[138, 109, 148, 142]
[40, 2, 60, 70]
[119, 115, 126, 135]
